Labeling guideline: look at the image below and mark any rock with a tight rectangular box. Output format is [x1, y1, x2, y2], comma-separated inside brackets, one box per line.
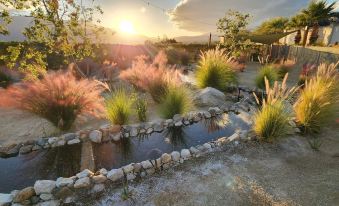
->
[202, 112, 212, 119]
[30, 196, 40, 204]
[19, 145, 33, 154]
[110, 133, 121, 141]
[133, 163, 142, 173]
[146, 168, 155, 175]
[36, 138, 48, 147]
[54, 187, 74, 200]
[141, 160, 153, 169]
[89, 130, 102, 143]
[194, 87, 226, 107]
[130, 127, 138, 137]
[32, 145, 42, 151]
[174, 121, 183, 127]
[161, 153, 172, 164]
[98, 168, 108, 176]
[189, 147, 200, 155]
[56, 177, 74, 188]
[36, 200, 60, 206]
[34, 180, 56, 195]
[56, 140, 66, 147]
[48, 137, 58, 145]
[126, 173, 136, 181]
[122, 164, 134, 174]
[181, 149, 191, 160]
[0, 193, 12, 205]
[76, 169, 94, 179]
[74, 177, 91, 189]
[13, 187, 35, 203]
[107, 169, 124, 182]
[40, 193, 53, 201]
[203, 143, 212, 150]
[92, 175, 107, 184]
[91, 184, 105, 194]
[139, 128, 146, 134]
[146, 128, 154, 134]
[165, 119, 173, 124]
[67, 138, 80, 145]
[173, 114, 183, 122]
[171, 151, 180, 162]
[153, 124, 164, 133]
[62, 133, 76, 142]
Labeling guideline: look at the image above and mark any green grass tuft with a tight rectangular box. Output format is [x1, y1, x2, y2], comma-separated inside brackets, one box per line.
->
[106, 88, 134, 125]
[158, 86, 193, 119]
[255, 65, 279, 89]
[136, 95, 148, 122]
[196, 46, 237, 91]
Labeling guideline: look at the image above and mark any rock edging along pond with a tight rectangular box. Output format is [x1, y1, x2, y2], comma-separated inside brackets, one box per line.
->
[0, 128, 252, 206]
[0, 101, 254, 158]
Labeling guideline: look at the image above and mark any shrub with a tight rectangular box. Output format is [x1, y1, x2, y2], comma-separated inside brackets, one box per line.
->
[166, 49, 191, 65]
[253, 74, 298, 141]
[158, 85, 193, 119]
[294, 63, 339, 134]
[119, 52, 181, 103]
[0, 72, 104, 130]
[136, 95, 148, 122]
[0, 69, 13, 88]
[106, 88, 134, 125]
[196, 46, 238, 91]
[255, 65, 279, 89]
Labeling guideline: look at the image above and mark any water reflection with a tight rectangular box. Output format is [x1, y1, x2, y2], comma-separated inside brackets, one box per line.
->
[117, 137, 133, 160]
[203, 114, 230, 133]
[163, 126, 187, 148]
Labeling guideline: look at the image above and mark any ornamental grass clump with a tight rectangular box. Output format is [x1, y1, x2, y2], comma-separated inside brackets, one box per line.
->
[119, 52, 181, 103]
[196, 46, 238, 91]
[294, 63, 339, 134]
[255, 65, 279, 89]
[158, 85, 193, 119]
[253, 74, 298, 141]
[106, 88, 134, 125]
[0, 71, 104, 130]
[136, 95, 148, 122]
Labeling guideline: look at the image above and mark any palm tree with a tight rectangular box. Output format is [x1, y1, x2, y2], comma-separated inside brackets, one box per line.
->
[300, 0, 336, 46]
[288, 14, 309, 45]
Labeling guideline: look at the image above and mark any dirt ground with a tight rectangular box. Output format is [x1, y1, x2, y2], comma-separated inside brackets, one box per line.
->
[78, 126, 339, 206]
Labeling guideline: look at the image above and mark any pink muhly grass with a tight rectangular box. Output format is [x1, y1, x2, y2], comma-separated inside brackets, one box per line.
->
[119, 51, 182, 103]
[0, 71, 105, 131]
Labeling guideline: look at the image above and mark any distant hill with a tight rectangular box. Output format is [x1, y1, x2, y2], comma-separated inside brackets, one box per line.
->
[175, 33, 219, 44]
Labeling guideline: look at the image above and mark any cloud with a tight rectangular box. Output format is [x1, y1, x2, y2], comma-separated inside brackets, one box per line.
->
[169, 0, 309, 33]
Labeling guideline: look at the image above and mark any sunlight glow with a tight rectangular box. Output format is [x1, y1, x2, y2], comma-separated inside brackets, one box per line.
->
[119, 20, 135, 34]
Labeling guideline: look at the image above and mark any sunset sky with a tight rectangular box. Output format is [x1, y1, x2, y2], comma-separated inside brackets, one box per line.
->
[98, 0, 339, 38]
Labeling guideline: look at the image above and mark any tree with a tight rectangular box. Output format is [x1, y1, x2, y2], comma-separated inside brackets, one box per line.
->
[290, 0, 336, 46]
[217, 10, 251, 52]
[0, 0, 104, 79]
[254, 17, 289, 35]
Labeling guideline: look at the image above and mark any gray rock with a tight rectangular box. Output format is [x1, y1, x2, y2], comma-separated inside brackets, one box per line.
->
[48, 137, 58, 145]
[130, 127, 139, 137]
[76, 169, 94, 179]
[110, 133, 121, 141]
[0, 193, 12, 205]
[173, 114, 183, 122]
[122, 164, 134, 174]
[189, 147, 200, 155]
[19, 145, 33, 154]
[62, 133, 76, 141]
[133, 163, 142, 173]
[91, 184, 105, 194]
[92, 175, 107, 184]
[203, 111, 212, 119]
[40, 193, 53, 201]
[181, 149, 191, 160]
[146, 128, 154, 134]
[32, 145, 42, 151]
[203, 143, 212, 150]
[74, 177, 91, 189]
[89, 130, 102, 143]
[141, 160, 153, 169]
[174, 121, 183, 127]
[34, 180, 56, 195]
[13, 187, 35, 203]
[56, 140, 66, 147]
[171, 151, 180, 162]
[36, 138, 48, 147]
[107, 169, 124, 182]
[126, 173, 136, 181]
[161, 153, 172, 164]
[194, 87, 226, 107]
[146, 168, 155, 175]
[67, 138, 80, 145]
[153, 124, 164, 133]
[56, 177, 74, 188]
[36, 200, 60, 206]
[99, 168, 108, 176]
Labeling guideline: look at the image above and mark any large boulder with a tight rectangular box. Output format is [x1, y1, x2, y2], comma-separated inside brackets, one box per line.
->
[34, 180, 56, 195]
[194, 87, 226, 107]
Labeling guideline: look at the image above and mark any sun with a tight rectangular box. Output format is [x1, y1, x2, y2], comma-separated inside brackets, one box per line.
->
[119, 20, 135, 34]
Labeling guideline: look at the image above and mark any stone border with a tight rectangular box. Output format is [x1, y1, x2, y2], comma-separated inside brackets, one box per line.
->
[0, 100, 254, 158]
[0, 127, 253, 206]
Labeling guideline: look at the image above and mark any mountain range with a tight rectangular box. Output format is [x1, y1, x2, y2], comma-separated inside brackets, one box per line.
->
[1, 16, 219, 44]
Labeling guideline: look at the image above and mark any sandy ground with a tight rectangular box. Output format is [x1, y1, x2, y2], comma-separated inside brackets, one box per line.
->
[77, 126, 339, 206]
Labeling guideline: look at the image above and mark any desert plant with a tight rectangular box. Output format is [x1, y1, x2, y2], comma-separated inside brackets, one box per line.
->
[255, 65, 279, 89]
[158, 85, 193, 119]
[294, 63, 339, 134]
[253, 74, 298, 141]
[0, 69, 12, 88]
[106, 88, 134, 125]
[0, 71, 104, 130]
[136, 95, 148, 122]
[119, 52, 181, 103]
[196, 46, 238, 91]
